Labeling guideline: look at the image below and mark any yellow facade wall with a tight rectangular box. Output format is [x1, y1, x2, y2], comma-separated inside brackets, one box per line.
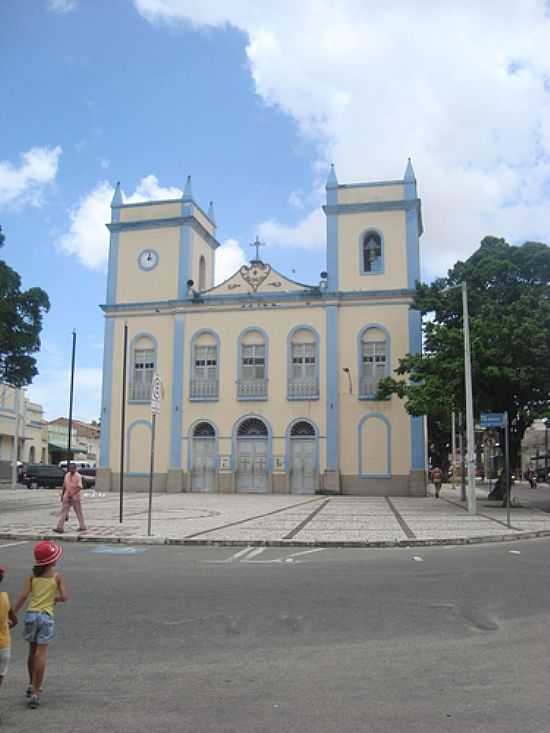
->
[116, 227, 180, 303]
[338, 184, 404, 205]
[119, 202, 180, 223]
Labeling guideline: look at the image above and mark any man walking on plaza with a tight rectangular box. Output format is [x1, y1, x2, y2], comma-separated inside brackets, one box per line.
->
[54, 462, 87, 533]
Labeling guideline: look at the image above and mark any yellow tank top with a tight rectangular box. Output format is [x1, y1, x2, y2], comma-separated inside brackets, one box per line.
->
[28, 576, 57, 617]
[0, 591, 11, 649]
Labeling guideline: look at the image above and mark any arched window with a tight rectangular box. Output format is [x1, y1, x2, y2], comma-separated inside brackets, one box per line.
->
[287, 327, 319, 399]
[193, 421, 215, 437]
[190, 330, 219, 400]
[129, 334, 157, 402]
[361, 230, 383, 274]
[359, 326, 389, 398]
[238, 328, 268, 400]
[198, 255, 206, 291]
[238, 417, 268, 436]
[290, 420, 315, 436]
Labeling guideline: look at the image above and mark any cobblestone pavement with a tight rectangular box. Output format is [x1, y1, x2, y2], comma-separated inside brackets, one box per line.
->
[1, 482, 550, 547]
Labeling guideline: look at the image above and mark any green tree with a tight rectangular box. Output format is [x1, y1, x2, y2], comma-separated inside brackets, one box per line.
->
[378, 236, 550, 467]
[0, 226, 50, 386]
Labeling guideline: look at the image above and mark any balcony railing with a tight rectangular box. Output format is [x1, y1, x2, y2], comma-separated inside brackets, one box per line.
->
[237, 379, 268, 400]
[359, 377, 379, 399]
[128, 382, 152, 402]
[190, 379, 219, 400]
[287, 380, 319, 400]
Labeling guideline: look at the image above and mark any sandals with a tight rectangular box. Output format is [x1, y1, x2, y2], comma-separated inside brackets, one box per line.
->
[28, 694, 40, 709]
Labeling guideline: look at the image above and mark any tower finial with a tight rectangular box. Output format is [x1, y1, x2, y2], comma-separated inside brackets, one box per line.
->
[111, 181, 123, 207]
[404, 157, 415, 182]
[326, 163, 338, 188]
[183, 175, 193, 201]
[207, 200, 216, 225]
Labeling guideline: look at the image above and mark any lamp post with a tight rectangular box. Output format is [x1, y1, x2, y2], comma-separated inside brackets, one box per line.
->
[462, 282, 477, 514]
[544, 417, 550, 484]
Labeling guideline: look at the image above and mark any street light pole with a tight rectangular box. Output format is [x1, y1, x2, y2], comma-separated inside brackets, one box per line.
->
[462, 282, 477, 514]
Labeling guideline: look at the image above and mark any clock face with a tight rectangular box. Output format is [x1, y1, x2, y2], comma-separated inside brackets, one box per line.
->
[138, 249, 159, 271]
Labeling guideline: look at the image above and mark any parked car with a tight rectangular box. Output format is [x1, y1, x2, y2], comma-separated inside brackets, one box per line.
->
[58, 460, 95, 471]
[23, 464, 65, 490]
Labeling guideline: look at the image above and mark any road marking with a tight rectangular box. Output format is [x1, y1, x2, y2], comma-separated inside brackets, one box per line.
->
[230, 546, 256, 561]
[508, 550, 521, 555]
[242, 547, 265, 561]
[0, 540, 30, 549]
[285, 548, 326, 559]
[412, 556, 424, 562]
[92, 545, 145, 555]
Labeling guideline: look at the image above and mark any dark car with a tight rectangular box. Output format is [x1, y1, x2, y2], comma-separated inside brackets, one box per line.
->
[23, 464, 65, 490]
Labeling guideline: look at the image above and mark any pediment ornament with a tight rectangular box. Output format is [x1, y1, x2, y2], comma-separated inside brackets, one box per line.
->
[239, 261, 272, 292]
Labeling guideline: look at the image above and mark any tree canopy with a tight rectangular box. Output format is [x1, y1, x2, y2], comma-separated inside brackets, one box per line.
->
[0, 226, 50, 387]
[378, 236, 550, 465]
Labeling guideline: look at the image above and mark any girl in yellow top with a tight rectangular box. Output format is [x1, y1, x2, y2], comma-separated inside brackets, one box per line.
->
[14, 541, 67, 710]
[0, 565, 18, 723]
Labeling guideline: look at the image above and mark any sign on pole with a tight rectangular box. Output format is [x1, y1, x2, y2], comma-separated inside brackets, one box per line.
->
[148, 374, 162, 536]
[480, 412, 505, 429]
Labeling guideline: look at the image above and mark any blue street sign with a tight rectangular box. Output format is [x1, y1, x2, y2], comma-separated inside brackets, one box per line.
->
[480, 412, 506, 428]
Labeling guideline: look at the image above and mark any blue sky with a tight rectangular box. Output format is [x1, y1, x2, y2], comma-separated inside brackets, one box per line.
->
[1, 1, 549, 421]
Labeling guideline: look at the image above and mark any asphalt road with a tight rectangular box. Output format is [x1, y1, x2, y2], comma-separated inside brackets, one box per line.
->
[0, 539, 549, 733]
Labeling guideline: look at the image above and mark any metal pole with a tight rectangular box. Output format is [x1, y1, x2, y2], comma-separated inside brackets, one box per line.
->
[459, 411, 466, 501]
[11, 387, 21, 487]
[545, 421, 549, 484]
[67, 329, 77, 463]
[147, 413, 156, 537]
[119, 323, 128, 523]
[462, 282, 476, 514]
[451, 410, 457, 490]
[504, 411, 511, 527]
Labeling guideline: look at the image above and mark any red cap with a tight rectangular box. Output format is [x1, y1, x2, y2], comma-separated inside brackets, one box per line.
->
[0, 565, 5, 575]
[33, 541, 63, 567]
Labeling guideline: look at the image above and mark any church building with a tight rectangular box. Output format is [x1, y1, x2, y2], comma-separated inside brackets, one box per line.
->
[97, 162, 426, 496]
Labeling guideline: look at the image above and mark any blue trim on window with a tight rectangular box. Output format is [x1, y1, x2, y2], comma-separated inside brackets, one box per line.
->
[128, 332, 158, 404]
[189, 328, 220, 402]
[187, 419, 219, 472]
[284, 418, 320, 473]
[358, 227, 385, 277]
[170, 316, 184, 469]
[358, 413, 392, 478]
[236, 326, 269, 401]
[137, 248, 159, 272]
[99, 318, 114, 469]
[357, 323, 391, 401]
[126, 418, 152, 476]
[106, 206, 120, 304]
[231, 414, 273, 472]
[408, 308, 424, 470]
[178, 211, 193, 299]
[325, 305, 339, 470]
[286, 325, 320, 401]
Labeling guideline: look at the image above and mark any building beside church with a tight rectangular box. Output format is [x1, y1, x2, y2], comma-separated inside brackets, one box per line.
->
[97, 162, 426, 496]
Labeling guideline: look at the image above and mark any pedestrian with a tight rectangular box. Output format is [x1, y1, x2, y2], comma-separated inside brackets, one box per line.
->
[13, 541, 67, 709]
[54, 461, 87, 533]
[0, 565, 18, 722]
[431, 466, 443, 498]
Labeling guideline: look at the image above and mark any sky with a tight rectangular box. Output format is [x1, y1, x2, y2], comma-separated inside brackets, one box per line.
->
[1, 0, 549, 422]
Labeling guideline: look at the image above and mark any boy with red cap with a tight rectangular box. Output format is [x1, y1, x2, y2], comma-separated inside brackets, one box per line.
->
[0, 565, 18, 722]
[14, 541, 67, 709]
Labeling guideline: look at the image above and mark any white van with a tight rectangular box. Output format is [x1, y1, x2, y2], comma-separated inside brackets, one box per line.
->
[58, 460, 95, 471]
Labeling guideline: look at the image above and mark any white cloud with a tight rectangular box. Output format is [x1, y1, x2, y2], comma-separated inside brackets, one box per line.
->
[134, 0, 550, 278]
[47, 0, 78, 13]
[215, 238, 247, 284]
[0, 146, 62, 208]
[56, 175, 183, 270]
[258, 208, 325, 250]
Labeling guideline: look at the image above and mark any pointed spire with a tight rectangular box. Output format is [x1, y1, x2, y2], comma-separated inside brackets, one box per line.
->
[183, 175, 193, 201]
[207, 200, 216, 225]
[404, 157, 415, 182]
[326, 163, 338, 188]
[111, 181, 123, 207]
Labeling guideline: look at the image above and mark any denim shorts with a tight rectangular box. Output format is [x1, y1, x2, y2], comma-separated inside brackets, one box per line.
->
[0, 647, 10, 676]
[23, 611, 55, 645]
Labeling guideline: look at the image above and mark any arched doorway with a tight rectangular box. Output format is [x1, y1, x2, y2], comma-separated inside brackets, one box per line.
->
[236, 417, 268, 493]
[289, 421, 316, 494]
[191, 422, 217, 492]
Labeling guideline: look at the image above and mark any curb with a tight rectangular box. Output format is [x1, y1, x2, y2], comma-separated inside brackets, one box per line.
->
[2, 529, 550, 549]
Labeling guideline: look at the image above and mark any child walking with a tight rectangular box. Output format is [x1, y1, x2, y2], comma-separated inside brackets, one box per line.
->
[0, 565, 18, 723]
[14, 541, 67, 709]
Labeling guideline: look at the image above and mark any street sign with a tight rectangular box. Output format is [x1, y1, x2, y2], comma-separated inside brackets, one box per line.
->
[151, 374, 162, 415]
[480, 412, 505, 429]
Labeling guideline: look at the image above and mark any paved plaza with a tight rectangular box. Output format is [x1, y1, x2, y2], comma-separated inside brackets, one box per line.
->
[2, 482, 550, 546]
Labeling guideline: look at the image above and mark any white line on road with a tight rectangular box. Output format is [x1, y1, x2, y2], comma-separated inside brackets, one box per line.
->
[242, 547, 266, 561]
[0, 540, 30, 550]
[285, 548, 326, 559]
